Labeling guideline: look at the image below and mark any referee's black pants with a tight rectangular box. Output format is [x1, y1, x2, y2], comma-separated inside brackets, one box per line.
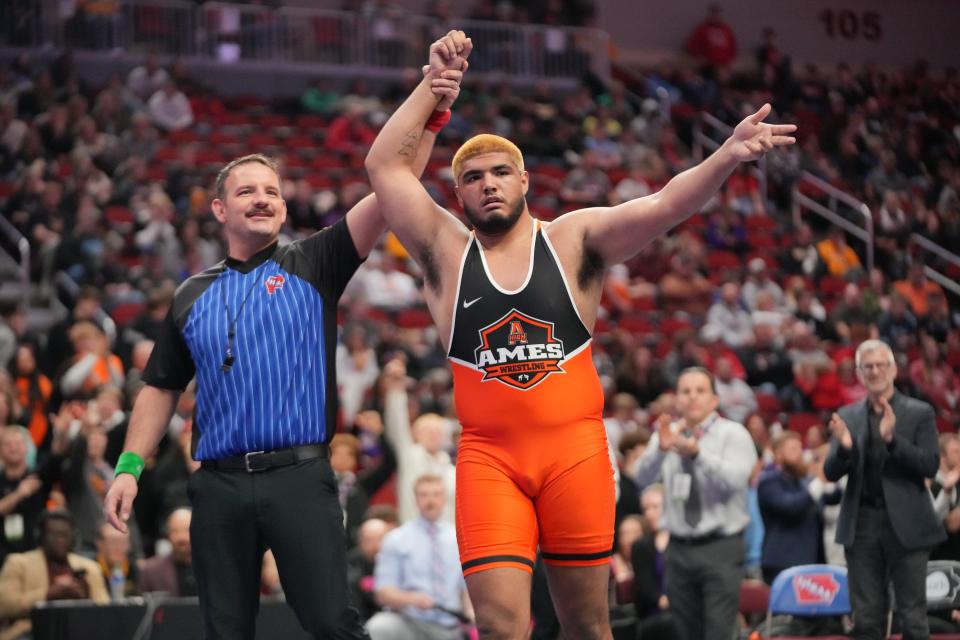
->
[187, 457, 369, 640]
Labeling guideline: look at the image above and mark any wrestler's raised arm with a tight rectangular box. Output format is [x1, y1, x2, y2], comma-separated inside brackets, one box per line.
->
[550, 104, 796, 269]
[364, 30, 472, 294]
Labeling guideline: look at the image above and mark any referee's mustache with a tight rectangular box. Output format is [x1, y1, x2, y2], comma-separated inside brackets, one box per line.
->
[245, 206, 275, 217]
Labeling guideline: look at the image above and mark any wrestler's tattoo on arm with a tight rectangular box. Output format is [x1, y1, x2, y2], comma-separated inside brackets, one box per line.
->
[398, 128, 420, 157]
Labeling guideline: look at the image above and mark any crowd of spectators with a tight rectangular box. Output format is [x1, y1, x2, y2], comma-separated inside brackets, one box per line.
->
[0, 4, 958, 638]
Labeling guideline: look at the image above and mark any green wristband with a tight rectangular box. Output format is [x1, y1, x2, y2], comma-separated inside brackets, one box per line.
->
[115, 451, 145, 482]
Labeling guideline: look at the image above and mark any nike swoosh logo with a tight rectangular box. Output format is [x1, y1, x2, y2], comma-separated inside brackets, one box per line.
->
[463, 297, 482, 309]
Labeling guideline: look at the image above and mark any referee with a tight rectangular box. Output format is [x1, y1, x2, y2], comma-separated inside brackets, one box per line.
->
[103, 65, 464, 638]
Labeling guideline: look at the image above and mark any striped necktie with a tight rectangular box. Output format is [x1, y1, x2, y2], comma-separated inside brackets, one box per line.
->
[426, 521, 445, 601]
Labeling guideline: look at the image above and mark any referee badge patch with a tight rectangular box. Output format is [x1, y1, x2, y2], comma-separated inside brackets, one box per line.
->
[265, 274, 285, 294]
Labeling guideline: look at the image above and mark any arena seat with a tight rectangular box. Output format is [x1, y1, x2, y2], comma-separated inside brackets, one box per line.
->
[706, 250, 741, 271]
[818, 275, 847, 299]
[765, 564, 849, 640]
[756, 393, 782, 422]
[110, 302, 146, 328]
[395, 308, 433, 329]
[786, 412, 822, 437]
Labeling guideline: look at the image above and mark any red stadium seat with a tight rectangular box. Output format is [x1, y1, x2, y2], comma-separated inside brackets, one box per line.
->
[756, 393, 782, 420]
[787, 412, 823, 437]
[154, 146, 178, 163]
[706, 250, 741, 271]
[632, 296, 657, 312]
[655, 340, 673, 358]
[211, 112, 256, 127]
[110, 302, 145, 328]
[304, 174, 333, 189]
[285, 136, 319, 152]
[678, 216, 707, 230]
[739, 579, 770, 618]
[936, 415, 957, 434]
[818, 275, 847, 298]
[534, 164, 568, 180]
[607, 167, 627, 185]
[312, 156, 343, 171]
[618, 314, 654, 335]
[196, 149, 225, 167]
[746, 231, 778, 249]
[118, 255, 143, 270]
[296, 114, 328, 130]
[748, 215, 777, 231]
[246, 132, 278, 148]
[283, 154, 308, 170]
[104, 205, 134, 226]
[259, 114, 290, 129]
[167, 129, 199, 144]
[208, 131, 241, 146]
[146, 165, 167, 182]
[395, 308, 433, 329]
[231, 95, 264, 110]
[660, 317, 694, 339]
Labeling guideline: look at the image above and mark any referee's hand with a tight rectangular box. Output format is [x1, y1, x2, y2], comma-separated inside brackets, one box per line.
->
[104, 474, 139, 534]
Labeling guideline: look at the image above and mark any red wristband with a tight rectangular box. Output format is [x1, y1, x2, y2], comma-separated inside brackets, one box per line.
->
[425, 109, 452, 133]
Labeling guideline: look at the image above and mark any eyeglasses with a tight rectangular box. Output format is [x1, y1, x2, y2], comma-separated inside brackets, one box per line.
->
[858, 362, 890, 372]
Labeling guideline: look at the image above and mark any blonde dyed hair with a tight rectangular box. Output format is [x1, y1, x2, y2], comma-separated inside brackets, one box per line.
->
[451, 134, 525, 182]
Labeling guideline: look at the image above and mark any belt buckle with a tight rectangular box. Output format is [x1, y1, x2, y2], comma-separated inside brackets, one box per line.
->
[244, 451, 267, 472]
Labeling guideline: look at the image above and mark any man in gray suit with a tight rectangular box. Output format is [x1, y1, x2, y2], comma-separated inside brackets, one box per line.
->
[825, 339, 945, 640]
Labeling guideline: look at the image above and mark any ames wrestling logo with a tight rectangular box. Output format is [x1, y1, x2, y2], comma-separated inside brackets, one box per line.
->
[474, 309, 565, 390]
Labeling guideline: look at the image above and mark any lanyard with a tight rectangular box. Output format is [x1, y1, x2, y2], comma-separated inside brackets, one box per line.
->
[219, 270, 261, 372]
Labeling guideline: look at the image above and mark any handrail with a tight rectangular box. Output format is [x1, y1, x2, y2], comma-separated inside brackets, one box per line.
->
[53, 270, 80, 300]
[791, 171, 874, 273]
[0, 215, 30, 299]
[909, 233, 960, 297]
[655, 86, 671, 122]
[700, 111, 730, 137]
[37, 1, 610, 84]
[693, 111, 767, 207]
[607, 63, 671, 125]
[800, 171, 872, 220]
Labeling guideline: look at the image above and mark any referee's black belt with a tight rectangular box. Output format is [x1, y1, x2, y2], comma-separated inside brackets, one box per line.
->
[201, 444, 329, 473]
[670, 529, 743, 546]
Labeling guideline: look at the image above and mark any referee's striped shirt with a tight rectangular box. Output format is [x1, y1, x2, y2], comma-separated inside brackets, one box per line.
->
[142, 219, 361, 460]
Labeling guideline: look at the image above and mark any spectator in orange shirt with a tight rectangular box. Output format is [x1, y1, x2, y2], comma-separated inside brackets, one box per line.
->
[12, 345, 52, 453]
[816, 226, 863, 279]
[893, 261, 944, 318]
[59, 321, 124, 398]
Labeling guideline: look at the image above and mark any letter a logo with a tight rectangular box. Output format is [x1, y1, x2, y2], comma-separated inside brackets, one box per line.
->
[508, 321, 528, 345]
